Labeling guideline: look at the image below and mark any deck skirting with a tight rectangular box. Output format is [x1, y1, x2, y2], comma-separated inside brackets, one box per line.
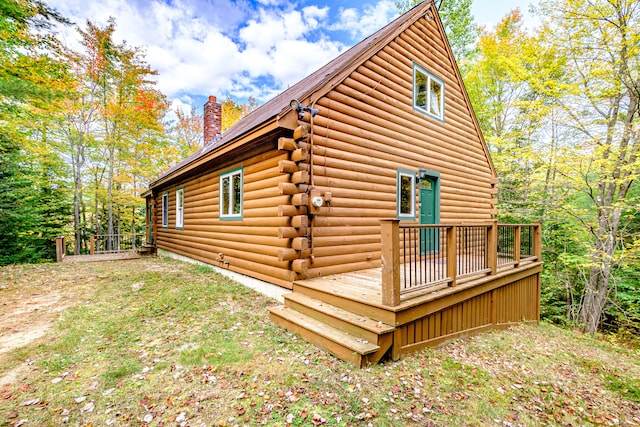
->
[393, 268, 540, 357]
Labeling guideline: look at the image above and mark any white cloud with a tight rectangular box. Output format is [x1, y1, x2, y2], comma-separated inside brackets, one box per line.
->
[239, 9, 309, 51]
[303, 5, 329, 29]
[235, 7, 345, 90]
[255, 0, 286, 6]
[46, 0, 395, 117]
[332, 0, 399, 40]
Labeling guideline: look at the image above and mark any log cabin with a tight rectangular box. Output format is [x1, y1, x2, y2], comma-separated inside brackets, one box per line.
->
[142, 0, 542, 367]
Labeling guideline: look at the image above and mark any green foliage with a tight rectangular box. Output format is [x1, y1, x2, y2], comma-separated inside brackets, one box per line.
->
[531, 0, 640, 333]
[57, 18, 174, 253]
[0, 0, 72, 264]
[395, 0, 479, 62]
[463, 0, 640, 335]
[604, 269, 640, 333]
[437, 0, 478, 61]
[539, 220, 590, 326]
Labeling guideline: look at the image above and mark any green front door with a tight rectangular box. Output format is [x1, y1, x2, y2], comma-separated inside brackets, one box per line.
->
[419, 175, 439, 254]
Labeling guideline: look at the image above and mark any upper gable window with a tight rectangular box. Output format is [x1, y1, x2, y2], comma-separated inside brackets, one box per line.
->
[413, 63, 444, 121]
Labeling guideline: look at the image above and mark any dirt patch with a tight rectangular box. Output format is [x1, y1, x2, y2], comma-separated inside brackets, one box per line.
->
[0, 292, 62, 354]
[0, 263, 99, 386]
[0, 260, 168, 386]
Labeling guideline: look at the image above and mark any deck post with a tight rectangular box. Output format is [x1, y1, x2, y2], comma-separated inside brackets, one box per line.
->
[533, 222, 542, 262]
[90, 235, 95, 255]
[55, 236, 65, 262]
[487, 221, 498, 275]
[380, 219, 400, 306]
[446, 226, 457, 286]
[514, 226, 521, 267]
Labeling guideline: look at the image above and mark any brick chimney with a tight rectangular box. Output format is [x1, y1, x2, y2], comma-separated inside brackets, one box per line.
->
[203, 95, 222, 145]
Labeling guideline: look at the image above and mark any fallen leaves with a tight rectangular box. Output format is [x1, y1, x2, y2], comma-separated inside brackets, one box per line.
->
[1, 260, 638, 426]
[20, 398, 40, 406]
[80, 401, 94, 413]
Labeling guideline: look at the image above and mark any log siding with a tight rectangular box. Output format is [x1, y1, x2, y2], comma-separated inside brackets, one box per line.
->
[304, 14, 495, 279]
[147, 1, 498, 288]
[152, 145, 298, 288]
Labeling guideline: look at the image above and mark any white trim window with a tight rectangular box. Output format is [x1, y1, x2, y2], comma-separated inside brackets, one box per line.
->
[397, 169, 416, 220]
[413, 63, 444, 121]
[175, 188, 184, 228]
[161, 192, 168, 227]
[220, 168, 243, 220]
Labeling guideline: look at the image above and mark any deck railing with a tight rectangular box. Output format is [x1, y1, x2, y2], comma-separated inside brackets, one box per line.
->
[381, 220, 542, 306]
[90, 233, 145, 255]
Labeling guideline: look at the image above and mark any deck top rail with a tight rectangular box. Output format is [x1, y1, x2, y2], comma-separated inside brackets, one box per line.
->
[381, 220, 541, 306]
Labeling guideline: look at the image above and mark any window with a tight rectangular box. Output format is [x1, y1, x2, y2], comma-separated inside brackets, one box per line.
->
[220, 167, 243, 220]
[397, 169, 416, 220]
[413, 63, 444, 121]
[161, 192, 168, 227]
[175, 188, 184, 229]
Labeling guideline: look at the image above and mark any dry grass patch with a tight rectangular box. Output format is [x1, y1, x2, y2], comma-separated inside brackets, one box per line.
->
[0, 257, 639, 426]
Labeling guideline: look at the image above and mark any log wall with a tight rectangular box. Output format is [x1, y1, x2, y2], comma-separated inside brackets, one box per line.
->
[304, 13, 496, 278]
[152, 142, 298, 288]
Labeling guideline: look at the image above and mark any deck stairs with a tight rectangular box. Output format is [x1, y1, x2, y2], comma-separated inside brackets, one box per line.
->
[268, 281, 395, 367]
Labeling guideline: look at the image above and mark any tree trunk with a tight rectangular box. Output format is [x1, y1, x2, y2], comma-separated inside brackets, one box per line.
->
[579, 202, 623, 334]
[71, 136, 85, 255]
[107, 144, 114, 252]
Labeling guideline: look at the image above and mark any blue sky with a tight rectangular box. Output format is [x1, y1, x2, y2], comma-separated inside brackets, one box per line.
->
[48, 0, 538, 115]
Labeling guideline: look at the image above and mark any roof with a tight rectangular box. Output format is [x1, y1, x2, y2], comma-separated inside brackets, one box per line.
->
[149, 0, 483, 190]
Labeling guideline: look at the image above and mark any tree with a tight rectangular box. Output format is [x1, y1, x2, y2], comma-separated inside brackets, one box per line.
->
[533, 0, 640, 334]
[222, 95, 258, 131]
[395, 0, 479, 62]
[0, 0, 72, 264]
[464, 10, 547, 221]
[58, 19, 172, 253]
[173, 105, 203, 156]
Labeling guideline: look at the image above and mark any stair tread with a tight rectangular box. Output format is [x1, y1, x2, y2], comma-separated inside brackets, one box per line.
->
[269, 305, 380, 355]
[285, 292, 395, 334]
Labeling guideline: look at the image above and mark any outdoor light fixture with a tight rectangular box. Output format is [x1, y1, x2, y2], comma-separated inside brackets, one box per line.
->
[290, 99, 319, 120]
[311, 196, 324, 207]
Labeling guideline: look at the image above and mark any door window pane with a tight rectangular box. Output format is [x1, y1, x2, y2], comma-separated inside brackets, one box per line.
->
[397, 170, 416, 219]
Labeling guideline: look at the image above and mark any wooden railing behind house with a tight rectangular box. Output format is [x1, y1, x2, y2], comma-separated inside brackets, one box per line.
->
[381, 220, 542, 306]
[497, 224, 537, 266]
[90, 233, 145, 255]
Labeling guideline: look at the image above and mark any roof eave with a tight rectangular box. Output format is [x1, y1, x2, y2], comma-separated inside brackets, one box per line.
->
[149, 113, 289, 190]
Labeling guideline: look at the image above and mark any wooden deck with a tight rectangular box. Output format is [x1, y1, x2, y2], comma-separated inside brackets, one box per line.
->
[269, 259, 542, 367]
[62, 253, 143, 263]
[296, 257, 531, 309]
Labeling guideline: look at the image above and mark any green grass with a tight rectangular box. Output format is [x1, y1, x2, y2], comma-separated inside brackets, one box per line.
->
[0, 257, 639, 426]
